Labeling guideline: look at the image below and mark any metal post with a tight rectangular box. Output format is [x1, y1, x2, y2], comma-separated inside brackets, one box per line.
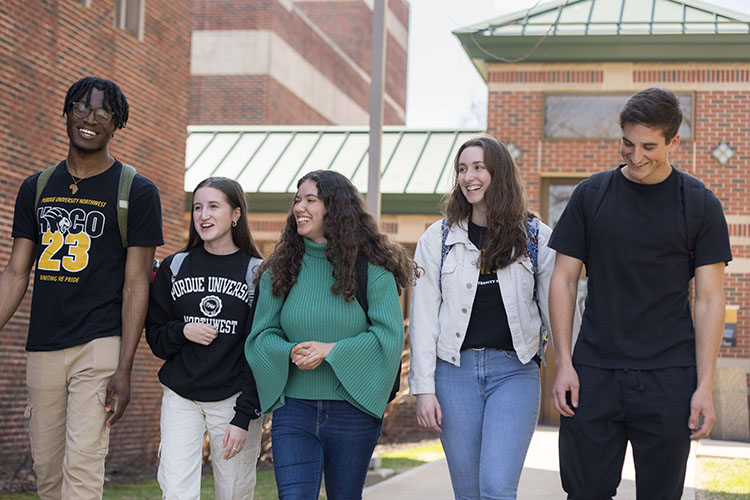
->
[367, 0, 386, 220]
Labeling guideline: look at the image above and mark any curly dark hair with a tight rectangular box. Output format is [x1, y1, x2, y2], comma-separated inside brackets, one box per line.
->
[445, 135, 532, 270]
[259, 170, 413, 300]
[62, 76, 129, 130]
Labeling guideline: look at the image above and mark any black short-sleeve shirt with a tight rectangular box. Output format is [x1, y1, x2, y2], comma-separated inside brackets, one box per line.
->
[549, 166, 731, 369]
[12, 160, 164, 351]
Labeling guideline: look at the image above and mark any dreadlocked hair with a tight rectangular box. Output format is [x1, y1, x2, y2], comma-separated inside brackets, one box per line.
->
[445, 135, 532, 270]
[62, 76, 129, 129]
[257, 170, 414, 301]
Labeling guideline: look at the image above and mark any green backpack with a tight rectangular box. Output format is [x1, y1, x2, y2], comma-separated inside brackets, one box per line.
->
[34, 162, 136, 248]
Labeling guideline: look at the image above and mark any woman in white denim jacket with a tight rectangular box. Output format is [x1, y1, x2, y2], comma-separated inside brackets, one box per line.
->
[409, 136, 562, 500]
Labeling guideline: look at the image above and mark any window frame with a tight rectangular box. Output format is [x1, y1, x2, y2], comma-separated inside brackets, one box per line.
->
[541, 91, 695, 142]
[113, 0, 145, 41]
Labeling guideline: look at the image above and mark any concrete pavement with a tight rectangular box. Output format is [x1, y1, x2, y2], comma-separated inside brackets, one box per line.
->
[364, 426, 750, 500]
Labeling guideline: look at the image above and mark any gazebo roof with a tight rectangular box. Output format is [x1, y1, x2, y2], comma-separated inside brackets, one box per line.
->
[185, 126, 483, 214]
[454, 0, 750, 74]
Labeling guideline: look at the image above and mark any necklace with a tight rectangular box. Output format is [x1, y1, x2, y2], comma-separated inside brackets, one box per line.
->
[66, 158, 114, 195]
[68, 172, 82, 195]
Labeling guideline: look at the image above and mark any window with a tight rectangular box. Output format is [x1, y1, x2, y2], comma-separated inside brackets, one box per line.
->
[114, 0, 145, 40]
[544, 93, 693, 140]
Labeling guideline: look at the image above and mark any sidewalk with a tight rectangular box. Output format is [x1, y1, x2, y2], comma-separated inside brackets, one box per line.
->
[364, 426, 750, 500]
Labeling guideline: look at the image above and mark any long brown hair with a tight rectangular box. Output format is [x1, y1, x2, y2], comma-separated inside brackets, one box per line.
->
[184, 177, 262, 258]
[259, 170, 413, 300]
[445, 136, 532, 269]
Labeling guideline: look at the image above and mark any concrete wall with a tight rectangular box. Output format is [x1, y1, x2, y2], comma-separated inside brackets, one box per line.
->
[189, 0, 408, 125]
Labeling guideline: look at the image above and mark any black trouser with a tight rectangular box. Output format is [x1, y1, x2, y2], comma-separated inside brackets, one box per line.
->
[559, 364, 696, 500]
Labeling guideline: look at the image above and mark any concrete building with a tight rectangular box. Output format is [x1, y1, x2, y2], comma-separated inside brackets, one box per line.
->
[189, 0, 409, 125]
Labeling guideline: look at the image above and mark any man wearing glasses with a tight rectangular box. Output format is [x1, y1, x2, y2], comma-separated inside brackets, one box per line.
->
[0, 76, 163, 499]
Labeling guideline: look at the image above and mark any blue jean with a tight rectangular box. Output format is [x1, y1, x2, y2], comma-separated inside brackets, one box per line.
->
[435, 349, 541, 500]
[271, 398, 382, 500]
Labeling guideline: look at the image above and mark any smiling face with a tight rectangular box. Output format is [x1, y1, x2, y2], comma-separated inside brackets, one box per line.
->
[66, 88, 116, 155]
[192, 186, 241, 254]
[293, 179, 327, 243]
[620, 122, 679, 185]
[457, 145, 491, 211]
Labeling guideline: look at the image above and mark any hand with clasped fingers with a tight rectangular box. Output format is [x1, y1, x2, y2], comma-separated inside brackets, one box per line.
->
[184, 323, 218, 346]
[290, 341, 335, 370]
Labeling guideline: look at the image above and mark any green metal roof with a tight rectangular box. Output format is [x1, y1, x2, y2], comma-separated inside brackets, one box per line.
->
[185, 126, 483, 214]
[454, 0, 750, 67]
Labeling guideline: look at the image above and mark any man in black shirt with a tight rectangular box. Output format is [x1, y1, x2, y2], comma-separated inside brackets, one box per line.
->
[0, 77, 163, 499]
[549, 88, 731, 499]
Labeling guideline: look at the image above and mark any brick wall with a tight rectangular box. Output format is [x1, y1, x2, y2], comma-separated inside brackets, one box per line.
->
[0, 0, 191, 489]
[485, 65, 750, 390]
[190, 75, 271, 125]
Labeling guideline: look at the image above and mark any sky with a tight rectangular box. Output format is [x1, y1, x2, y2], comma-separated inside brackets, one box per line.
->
[405, 0, 750, 128]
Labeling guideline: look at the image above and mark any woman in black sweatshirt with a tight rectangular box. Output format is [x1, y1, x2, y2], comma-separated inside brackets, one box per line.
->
[146, 177, 263, 500]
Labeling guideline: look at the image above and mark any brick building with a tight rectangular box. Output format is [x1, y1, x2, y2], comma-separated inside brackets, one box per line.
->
[190, 0, 409, 125]
[455, 0, 750, 437]
[0, 0, 191, 491]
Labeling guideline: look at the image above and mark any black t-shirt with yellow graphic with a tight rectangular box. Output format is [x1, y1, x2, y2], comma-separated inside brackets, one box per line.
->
[12, 160, 163, 351]
[461, 221, 514, 352]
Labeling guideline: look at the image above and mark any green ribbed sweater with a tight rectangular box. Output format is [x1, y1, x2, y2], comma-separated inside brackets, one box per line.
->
[245, 239, 404, 418]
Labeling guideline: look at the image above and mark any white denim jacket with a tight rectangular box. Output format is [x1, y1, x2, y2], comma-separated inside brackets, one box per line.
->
[409, 218, 559, 395]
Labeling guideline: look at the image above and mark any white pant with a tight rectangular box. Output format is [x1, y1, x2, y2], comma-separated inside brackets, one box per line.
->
[157, 386, 263, 500]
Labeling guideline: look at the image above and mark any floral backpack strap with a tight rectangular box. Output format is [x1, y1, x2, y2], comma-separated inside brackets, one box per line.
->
[526, 217, 549, 361]
[438, 218, 451, 294]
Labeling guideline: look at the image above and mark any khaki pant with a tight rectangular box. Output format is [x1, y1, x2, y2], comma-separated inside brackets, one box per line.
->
[157, 385, 263, 500]
[25, 336, 121, 500]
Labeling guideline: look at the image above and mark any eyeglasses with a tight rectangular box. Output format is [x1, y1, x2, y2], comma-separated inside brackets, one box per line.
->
[70, 102, 115, 124]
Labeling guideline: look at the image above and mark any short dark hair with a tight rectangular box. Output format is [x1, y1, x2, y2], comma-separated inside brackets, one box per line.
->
[62, 76, 129, 129]
[619, 87, 682, 142]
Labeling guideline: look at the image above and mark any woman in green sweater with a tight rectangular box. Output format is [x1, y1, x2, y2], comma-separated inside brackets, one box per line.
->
[245, 170, 412, 500]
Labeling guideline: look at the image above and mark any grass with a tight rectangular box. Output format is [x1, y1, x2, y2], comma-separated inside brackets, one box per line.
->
[696, 458, 750, 499]
[0, 444, 444, 499]
[0, 469, 279, 500]
[378, 442, 445, 472]
[4, 450, 748, 500]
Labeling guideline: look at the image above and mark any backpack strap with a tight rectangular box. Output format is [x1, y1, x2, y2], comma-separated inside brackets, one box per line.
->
[582, 168, 616, 265]
[354, 251, 401, 403]
[34, 164, 59, 213]
[117, 163, 137, 248]
[355, 251, 369, 316]
[35, 162, 135, 248]
[438, 218, 451, 294]
[526, 217, 548, 362]
[678, 170, 706, 275]
[246, 257, 264, 297]
[169, 252, 189, 283]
